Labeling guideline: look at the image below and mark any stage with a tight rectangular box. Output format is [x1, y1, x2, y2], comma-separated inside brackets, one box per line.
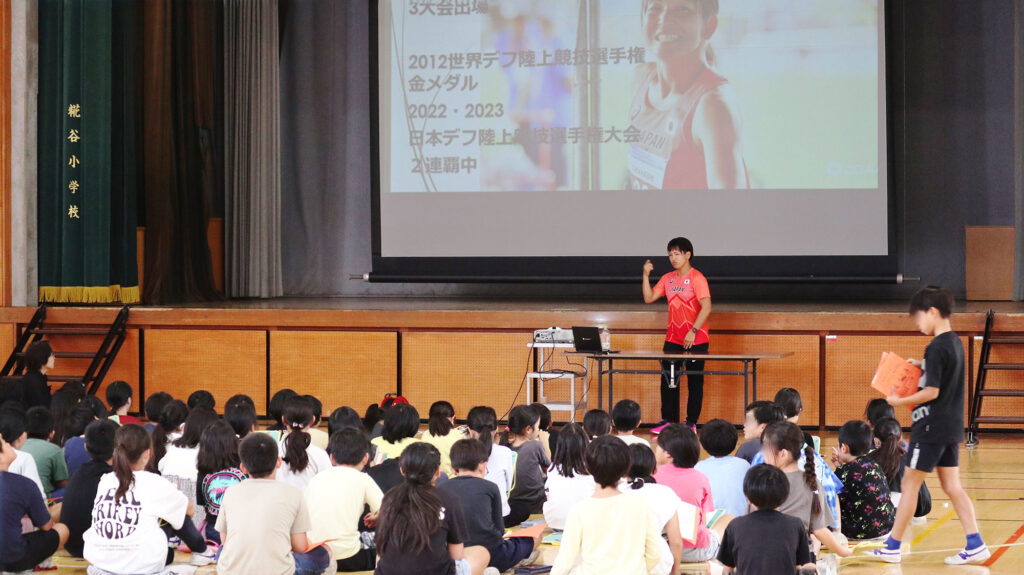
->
[2, 298, 1024, 430]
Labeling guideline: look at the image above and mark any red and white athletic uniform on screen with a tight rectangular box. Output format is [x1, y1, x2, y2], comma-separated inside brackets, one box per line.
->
[627, 63, 749, 190]
[653, 268, 711, 347]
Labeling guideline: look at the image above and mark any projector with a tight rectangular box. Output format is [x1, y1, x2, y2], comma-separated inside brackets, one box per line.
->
[533, 327, 574, 344]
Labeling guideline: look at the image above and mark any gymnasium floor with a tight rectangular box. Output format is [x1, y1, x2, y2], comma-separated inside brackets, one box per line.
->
[43, 431, 1024, 575]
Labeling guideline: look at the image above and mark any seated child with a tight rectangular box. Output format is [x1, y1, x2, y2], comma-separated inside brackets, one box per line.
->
[612, 399, 652, 449]
[622, 444, 684, 575]
[531, 403, 557, 458]
[302, 395, 330, 450]
[583, 408, 612, 440]
[374, 442, 491, 575]
[277, 397, 332, 490]
[159, 405, 218, 525]
[306, 428, 384, 572]
[467, 406, 516, 518]
[187, 390, 216, 411]
[760, 421, 852, 562]
[870, 417, 931, 521]
[0, 407, 46, 496]
[753, 392, 844, 532]
[62, 419, 118, 557]
[695, 418, 750, 518]
[106, 380, 143, 425]
[653, 424, 723, 562]
[502, 405, 551, 527]
[421, 400, 468, 476]
[224, 394, 258, 438]
[216, 432, 330, 575]
[0, 434, 69, 572]
[865, 398, 896, 432]
[774, 388, 804, 424]
[143, 392, 172, 433]
[197, 420, 247, 544]
[552, 436, 664, 575]
[735, 401, 785, 463]
[832, 420, 895, 540]
[22, 406, 69, 497]
[64, 404, 99, 478]
[84, 424, 215, 572]
[441, 439, 537, 573]
[370, 403, 422, 464]
[717, 464, 814, 575]
[543, 423, 596, 530]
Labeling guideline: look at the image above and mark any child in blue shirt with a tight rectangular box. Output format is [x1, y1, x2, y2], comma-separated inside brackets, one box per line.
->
[695, 419, 749, 518]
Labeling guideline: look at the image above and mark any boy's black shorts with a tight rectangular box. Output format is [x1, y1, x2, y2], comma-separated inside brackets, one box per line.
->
[906, 441, 959, 472]
[0, 529, 60, 572]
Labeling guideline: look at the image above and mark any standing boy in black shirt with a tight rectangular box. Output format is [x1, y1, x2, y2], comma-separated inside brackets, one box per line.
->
[871, 286, 988, 565]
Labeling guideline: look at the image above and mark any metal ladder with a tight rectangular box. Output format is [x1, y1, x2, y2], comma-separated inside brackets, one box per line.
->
[966, 310, 1024, 447]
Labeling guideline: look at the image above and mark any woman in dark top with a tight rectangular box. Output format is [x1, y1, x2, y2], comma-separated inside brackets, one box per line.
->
[374, 443, 490, 575]
[21, 341, 55, 409]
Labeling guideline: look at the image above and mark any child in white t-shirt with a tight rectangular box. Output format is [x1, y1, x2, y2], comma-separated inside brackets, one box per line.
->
[543, 423, 595, 530]
[613, 400, 652, 449]
[277, 397, 332, 490]
[84, 424, 215, 572]
[467, 406, 515, 518]
[621, 443, 683, 575]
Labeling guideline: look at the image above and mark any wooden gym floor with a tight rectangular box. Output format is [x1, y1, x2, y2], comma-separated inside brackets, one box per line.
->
[44, 431, 1024, 575]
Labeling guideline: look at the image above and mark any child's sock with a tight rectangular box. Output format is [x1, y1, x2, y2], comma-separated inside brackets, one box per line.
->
[966, 533, 984, 549]
[884, 537, 902, 551]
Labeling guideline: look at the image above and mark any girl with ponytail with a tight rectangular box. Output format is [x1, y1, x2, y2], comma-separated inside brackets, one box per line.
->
[466, 405, 515, 519]
[84, 424, 214, 572]
[146, 399, 188, 473]
[374, 442, 491, 575]
[502, 405, 551, 528]
[761, 421, 852, 560]
[277, 396, 331, 490]
[542, 423, 594, 530]
[624, 443, 684, 574]
[870, 418, 932, 521]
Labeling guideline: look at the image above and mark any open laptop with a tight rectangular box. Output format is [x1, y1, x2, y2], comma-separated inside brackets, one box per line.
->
[571, 326, 619, 354]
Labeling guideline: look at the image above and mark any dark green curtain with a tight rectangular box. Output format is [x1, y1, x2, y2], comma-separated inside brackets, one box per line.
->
[37, 0, 138, 303]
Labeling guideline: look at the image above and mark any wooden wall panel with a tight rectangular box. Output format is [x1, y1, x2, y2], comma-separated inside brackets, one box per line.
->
[402, 332, 534, 420]
[604, 334, 820, 426]
[269, 331, 397, 419]
[824, 335, 970, 427]
[0, 323, 15, 363]
[971, 337, 1024, 428]
[44, 329, 141, 407]
[144, 329, 267, 413]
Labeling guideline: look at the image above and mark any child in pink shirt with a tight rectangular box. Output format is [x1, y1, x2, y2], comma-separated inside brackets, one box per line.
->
[653, 424, 728, 562]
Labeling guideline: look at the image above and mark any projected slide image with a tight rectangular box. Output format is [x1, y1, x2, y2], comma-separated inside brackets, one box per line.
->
[383, 0, 881, 193]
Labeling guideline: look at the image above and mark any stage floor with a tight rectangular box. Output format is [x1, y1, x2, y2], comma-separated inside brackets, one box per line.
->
[45, 431, 1024, 575]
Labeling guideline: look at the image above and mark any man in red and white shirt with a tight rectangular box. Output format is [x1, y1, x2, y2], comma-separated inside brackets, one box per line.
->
[642, 237, 712, 434]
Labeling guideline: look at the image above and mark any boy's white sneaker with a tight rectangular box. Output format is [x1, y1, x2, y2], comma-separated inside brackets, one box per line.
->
[910, 515, 927, 525]
[944, 545, 991, 565]
[867, 547, 902, 563]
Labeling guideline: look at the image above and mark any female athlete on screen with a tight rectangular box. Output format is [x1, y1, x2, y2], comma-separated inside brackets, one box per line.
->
[628, 0, 749, 190]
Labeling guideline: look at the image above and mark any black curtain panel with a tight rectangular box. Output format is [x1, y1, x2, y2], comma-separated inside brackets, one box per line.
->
[139, 0, 220, 304]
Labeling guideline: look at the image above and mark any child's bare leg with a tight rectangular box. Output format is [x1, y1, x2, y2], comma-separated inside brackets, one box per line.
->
[936, 466, 979, 534]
